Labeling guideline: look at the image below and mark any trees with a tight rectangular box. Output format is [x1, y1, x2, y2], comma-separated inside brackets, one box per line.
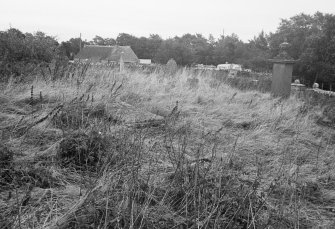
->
[1, 11, 334, 88]
[25, 31, 59, 63]
[154, 37, 194, 65]
[0, 28, 60, 79]
[214, 33, 245, 65]
[59, 38, 88, 60]
[300, 14, 335, 87]
[90, 36, 116, 46]
[116, 33, 137, 47]
[241, 31, 271, 72]
[146, 34, 162, 60]
[0, 28, 27, 63]
[0, 29, 58, 63]
[268, 12, 335, 88]
[268, 13, 326, 60]
[154, 38, 180, 64]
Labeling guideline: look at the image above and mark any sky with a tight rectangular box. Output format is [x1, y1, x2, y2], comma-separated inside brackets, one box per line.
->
[0, 0, 334, 42]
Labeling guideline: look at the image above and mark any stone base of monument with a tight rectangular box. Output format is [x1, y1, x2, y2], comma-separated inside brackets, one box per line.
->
[291, 83, 306, 98]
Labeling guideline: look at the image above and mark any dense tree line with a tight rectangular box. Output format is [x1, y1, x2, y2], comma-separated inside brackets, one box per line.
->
[0, 28, 59, 63]
[0, 28, 62, 78]
[0, 12, 334, 88]
[268, 12, 335, 88]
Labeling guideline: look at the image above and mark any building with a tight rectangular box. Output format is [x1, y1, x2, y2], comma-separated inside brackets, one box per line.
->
[75, 45, 139, 63]
[217, 62, 242, 71]
[195, 64, 216, 70]
[139, 59, 152, 65]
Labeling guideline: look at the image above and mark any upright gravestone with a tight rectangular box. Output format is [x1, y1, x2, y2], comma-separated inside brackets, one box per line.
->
[269, 40, 297, 98]
[119, 52, 124, 73]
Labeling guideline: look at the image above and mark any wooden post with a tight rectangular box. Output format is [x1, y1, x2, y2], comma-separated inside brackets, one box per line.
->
[30, 85, 34, 105]
[79, 33, 82, 52]
[120, 52, 124, 73]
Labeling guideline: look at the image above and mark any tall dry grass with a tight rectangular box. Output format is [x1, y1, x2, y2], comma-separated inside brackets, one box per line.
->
[0, 64, 334, 228]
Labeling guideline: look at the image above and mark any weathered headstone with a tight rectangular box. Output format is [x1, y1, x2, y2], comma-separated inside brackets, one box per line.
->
[269, 40, 297, 98]
[119, 52, 124, 73]
[166, 58, 178, 75]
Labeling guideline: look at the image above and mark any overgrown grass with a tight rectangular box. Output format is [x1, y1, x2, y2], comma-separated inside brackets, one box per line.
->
[0, 64, 334, 228]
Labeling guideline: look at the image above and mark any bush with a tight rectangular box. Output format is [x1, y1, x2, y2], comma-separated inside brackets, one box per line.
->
[0, 28, 60, 79]
[57, 131, 108, 169]
[52, 102, 109, 130]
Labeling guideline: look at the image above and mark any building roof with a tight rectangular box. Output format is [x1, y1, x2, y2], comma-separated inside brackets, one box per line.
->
[75, 45, 139, 63]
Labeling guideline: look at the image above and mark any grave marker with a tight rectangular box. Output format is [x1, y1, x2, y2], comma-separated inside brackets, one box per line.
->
[269, 40, 297, 98]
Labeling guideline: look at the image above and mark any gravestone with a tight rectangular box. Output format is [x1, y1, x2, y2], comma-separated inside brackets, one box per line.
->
[119, 53, 124, 73]
[269, 40, 297, 98]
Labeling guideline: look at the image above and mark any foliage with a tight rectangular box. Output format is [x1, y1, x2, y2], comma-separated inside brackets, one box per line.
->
[268, 12, 335, 88]
[90, 35, 116, 46]
[0, 28, 60, 79]
[0, 29, 58, 64]
[59, 38, 89, 60]
[109, 12, 333, 88]
[1, 12, 335, 88]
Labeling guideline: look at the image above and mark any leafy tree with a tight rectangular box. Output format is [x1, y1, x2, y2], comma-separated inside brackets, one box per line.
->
[0, 28, 60, 78]
[90, 36, 116, 46]
[134, 37, 150, 59]
[0, 28, 58, 63]
[268, 13, 324, 59]
[300, 14, 335, 87]
[116, 33, 137, 47]
[0, 28, 27, 63]
[241, 31, 271, 72]
[25, 31, 59, 62]
[147, 34, 162, 60]
[250, 31, 268, 51]
[154, 37, 194, 65]
[268, 12, 335, 88]
[154, 38, 178, 64]
[214, 33, 244, 65]
[59, 38, 88, 60]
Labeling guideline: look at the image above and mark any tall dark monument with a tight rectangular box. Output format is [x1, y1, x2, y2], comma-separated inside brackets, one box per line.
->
[269, 40, 297, 98]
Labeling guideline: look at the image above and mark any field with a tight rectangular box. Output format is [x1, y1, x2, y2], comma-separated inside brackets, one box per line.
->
[0, 65, 335, 228]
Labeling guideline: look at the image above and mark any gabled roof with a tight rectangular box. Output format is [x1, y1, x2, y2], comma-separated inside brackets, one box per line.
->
[75, 45, 139, 63]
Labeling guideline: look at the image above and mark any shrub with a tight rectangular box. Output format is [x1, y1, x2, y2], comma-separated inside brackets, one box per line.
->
[57, 131, 108, 169]
[52, 102, 109, 130]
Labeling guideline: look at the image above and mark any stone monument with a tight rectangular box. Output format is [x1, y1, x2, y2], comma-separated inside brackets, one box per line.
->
[269, 39, 297, 98]
[119, 52, 124, 73]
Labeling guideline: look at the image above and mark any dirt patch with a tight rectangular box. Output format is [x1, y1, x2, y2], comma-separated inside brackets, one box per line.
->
[222, 119, 258, 130]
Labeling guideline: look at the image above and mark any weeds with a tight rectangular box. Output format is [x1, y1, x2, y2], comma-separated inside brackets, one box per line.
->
[0, 64, 334, 228]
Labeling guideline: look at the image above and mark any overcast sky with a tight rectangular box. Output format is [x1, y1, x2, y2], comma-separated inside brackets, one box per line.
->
[0, 0, 334, 42]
